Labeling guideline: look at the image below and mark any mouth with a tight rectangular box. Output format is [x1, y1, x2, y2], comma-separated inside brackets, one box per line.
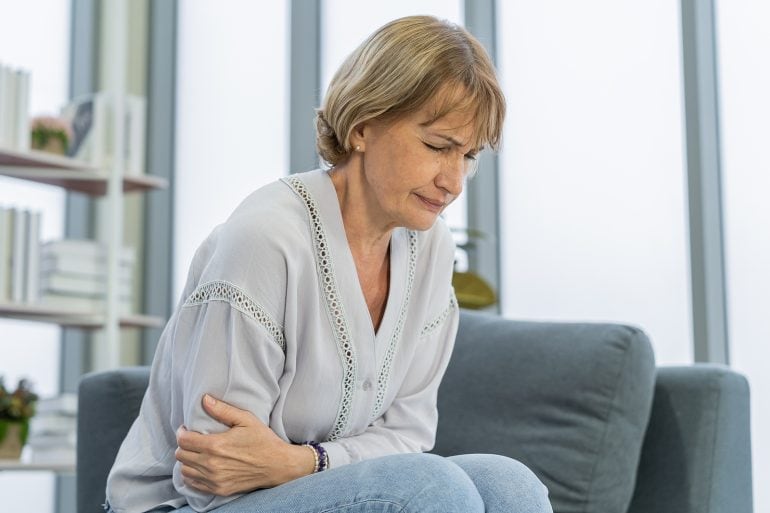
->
[415, 194, 446, 213]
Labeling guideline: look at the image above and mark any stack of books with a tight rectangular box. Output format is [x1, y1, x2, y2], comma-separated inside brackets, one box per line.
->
[0, 63, 31, 151]
[39, 239, 135, 313]
[26, 394, 77, 465]
[0, 206, 42, 304]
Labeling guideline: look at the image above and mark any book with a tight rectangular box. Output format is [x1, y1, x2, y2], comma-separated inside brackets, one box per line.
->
[64, 94, 94, 157]
[41, 239, 136, 263]
[34, 393, 78, 416]
[63, 92, 107, 165]
[40, 272, 132, 297]
[0, 64, 8, 147]
[29, 415, 77, 436]
[13, 69, 30, 151]
[39, 292, 132, 314]
[26, 433, 77, 449]
[10, 208, 27, 302]
[26, 446, 76, 465]
[125, 95, 146, 175]
[25, 210, 41, 303]
[0, 206, 10, 300]
[0, 64, 16, 148]
[40, 257, 133, 279]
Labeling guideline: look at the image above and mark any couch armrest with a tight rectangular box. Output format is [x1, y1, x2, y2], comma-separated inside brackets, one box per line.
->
[628, 365, 753, 513]
[77, 367, 151, 513]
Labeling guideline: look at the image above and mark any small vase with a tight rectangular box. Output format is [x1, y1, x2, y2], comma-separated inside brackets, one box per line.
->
[31, 137, 67, 156]
[0, 420, 28, 460]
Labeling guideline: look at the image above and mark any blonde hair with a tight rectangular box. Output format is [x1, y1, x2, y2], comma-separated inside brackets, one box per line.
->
[316, 15, 506, 167]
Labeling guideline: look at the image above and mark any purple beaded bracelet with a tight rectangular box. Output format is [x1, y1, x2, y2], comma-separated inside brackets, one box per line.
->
[303, 441, 329, 473]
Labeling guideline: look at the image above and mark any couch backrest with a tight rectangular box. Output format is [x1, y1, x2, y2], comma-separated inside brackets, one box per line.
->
[78, 367, 150, 513]
[434, 311, 656, 513]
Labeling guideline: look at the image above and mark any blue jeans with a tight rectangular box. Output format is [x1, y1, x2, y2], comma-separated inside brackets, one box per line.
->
[167, 453, 552, 513]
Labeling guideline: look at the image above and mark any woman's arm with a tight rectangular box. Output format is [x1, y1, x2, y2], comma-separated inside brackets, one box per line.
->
[170, 293, 288, 511]
[176, 293, 459, 495]
[176, 394, 314, 496]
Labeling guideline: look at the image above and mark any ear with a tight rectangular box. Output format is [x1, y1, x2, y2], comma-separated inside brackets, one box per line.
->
[348, 121, 368, 152]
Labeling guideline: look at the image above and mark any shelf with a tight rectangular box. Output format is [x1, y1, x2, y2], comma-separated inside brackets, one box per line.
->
[0, 302, 165, 329]
[0, 459, 75, 474]
[0, 146, 98, 170]
[0, 147, 168, 195]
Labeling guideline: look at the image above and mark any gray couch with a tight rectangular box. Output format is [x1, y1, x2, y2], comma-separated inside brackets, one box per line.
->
[77, 311, 753, 513]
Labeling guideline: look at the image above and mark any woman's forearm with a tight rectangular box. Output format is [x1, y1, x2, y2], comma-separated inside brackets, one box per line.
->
[277, 442, 317, 485]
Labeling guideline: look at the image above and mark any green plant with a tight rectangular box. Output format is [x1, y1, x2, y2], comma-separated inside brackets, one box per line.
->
[0, 378, 38, 421]
[29, 115, 73, 155]
[0, 378, 37, 448]
[451, 227, 497, 309]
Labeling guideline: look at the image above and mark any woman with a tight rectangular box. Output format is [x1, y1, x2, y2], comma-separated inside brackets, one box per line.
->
[106, 15, 552, 513]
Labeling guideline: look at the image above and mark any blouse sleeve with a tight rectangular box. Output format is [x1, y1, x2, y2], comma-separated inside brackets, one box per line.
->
[320, 291, 459, 468]
[168, 282, 286, 511]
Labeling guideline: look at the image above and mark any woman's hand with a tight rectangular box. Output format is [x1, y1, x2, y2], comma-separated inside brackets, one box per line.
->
[175, 394, 315, 496]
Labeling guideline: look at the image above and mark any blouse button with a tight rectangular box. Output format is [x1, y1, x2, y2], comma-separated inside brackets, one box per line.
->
[362, 379, 373, 391]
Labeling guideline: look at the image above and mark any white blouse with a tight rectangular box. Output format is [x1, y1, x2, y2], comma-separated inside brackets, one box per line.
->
[106, 169, 459, 513]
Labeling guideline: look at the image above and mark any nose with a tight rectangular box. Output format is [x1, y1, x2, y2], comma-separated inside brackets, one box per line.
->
[435, 153, 465, 197]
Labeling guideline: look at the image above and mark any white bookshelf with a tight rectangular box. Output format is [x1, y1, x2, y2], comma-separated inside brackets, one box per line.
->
[0, 146, 167, 335]
[0, 147, 168, 195]
[0, 0, 155, 481]
[0, 459, 75, 474]
[0, 140, 163, 476]
[0, 302, 165, 329]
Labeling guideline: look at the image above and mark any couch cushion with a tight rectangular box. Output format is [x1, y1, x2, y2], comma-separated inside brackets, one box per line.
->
[434, 311, 656, 513]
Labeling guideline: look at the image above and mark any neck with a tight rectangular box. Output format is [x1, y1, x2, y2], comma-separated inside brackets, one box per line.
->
[328, 160, 394, 258]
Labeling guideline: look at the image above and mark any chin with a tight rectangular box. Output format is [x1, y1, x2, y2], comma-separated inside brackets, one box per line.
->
[403, 213, 441, 232]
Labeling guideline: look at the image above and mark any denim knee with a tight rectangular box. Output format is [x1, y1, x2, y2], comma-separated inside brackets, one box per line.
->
[371, 453, 484, 513]
[448, 454, 552, 513]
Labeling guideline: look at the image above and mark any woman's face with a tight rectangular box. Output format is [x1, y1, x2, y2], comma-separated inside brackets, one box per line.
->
[353, 97, 479, 232]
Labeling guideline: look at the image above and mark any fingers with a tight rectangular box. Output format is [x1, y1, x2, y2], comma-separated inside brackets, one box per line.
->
[184, 477, 212, 494]
[179, 461, 243, 497]
[180, 464, 216, 494]
[201, 394, 256, 428]
[176, 426, 210, 453]
[176, 449, 231, 495]
[175, 446, 206, 471]
[182, 474, 234, 497]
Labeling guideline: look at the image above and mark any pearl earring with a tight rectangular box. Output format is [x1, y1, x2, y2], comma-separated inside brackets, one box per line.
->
[355, 145, 361, 151]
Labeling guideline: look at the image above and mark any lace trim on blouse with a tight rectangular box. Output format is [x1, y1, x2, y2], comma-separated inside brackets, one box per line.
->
[370, 230, 418, 421]
[183, 280, 286, 352]
[284, 176, 358, 442]
[420, 292, 458, 338]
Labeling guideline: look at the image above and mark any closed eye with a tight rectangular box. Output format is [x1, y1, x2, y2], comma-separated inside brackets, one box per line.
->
[424, 142, 450, 153]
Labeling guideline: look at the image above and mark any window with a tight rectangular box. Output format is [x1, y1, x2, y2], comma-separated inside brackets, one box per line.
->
[497, 1, 692, 364]
[174, 0, 291, 301]
[716, 1, 770, 508]
[0, 1, 70, 510]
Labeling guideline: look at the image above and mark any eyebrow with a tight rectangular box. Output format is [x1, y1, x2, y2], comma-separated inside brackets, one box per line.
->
[426, 132, 467, 147]
[429, 132, 484, 154]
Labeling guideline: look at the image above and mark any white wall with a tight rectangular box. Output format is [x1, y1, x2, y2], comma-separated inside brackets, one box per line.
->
[174, 0, 290, 302]
[0, 0, 70, 510]
[497, 1, 693, 365]
[716, 1, 770, 509]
